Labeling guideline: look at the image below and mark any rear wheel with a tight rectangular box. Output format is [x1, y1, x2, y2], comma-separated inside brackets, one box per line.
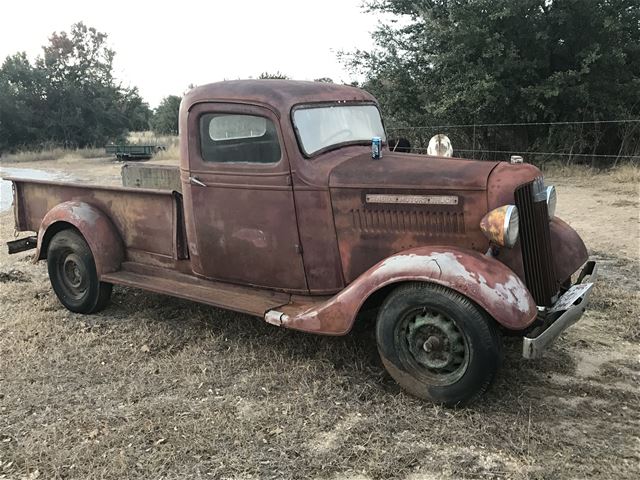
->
[376, 282, 502, 406]
[47, 229, 112, 313]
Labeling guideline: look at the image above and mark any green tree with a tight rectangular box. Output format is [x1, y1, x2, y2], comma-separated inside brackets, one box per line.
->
[344, 0, 640, 162]
[258, 71, 290, 79]
[0, 52, 47, 151]
[0, 22, 149, 152]
[122, 87, 152, 131]
[151, 95, 181, 135]
[37, 22, 131, 147]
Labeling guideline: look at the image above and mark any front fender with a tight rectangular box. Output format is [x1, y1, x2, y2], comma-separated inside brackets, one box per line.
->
[36, 201, 124, 276]
[277, 246, 537, 335]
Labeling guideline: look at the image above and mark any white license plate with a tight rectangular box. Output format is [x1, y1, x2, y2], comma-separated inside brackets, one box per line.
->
[548, 283, 593, 313]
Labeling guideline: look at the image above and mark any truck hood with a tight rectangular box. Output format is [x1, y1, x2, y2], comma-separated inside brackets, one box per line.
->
[329, 152, 499, 191]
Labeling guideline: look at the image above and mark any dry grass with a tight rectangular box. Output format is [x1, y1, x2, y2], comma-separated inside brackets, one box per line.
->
[128, 131, 179, 148]
[0, 147, 106, 164]
[609, 163, 640, 184]
[542, 162, 640, 181]
[542, 162, 598, 178]
[152, 144, 181, 162]
[126, 132, 180, 161]
[0, 132, 181, 166]
[0, 164, 638, 480]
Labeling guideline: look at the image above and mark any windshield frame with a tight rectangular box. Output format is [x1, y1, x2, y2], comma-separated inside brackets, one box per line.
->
[291, 101, 387, 159]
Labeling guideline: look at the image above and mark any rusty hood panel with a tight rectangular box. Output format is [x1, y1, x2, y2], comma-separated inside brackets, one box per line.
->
[328, 152, 499, 284]
[329, 153, 499, 190]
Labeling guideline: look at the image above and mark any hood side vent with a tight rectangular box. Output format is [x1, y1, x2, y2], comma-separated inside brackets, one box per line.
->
[351, 208, 465, 235]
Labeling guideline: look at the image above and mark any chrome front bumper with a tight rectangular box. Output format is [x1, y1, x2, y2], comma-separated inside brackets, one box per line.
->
[522, 261, 598, 359]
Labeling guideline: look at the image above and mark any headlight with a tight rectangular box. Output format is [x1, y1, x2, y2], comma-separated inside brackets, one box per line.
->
[480, 205, 519, 248]
[546, 185, 557, 218]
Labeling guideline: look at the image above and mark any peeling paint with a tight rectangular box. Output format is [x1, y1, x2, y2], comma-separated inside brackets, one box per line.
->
[37, 201, 124, 276]
[233, 228, 268, 249]
[276, 246, 537, 335]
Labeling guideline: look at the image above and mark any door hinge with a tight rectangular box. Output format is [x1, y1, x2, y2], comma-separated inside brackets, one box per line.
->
[294, 244, 303, 255]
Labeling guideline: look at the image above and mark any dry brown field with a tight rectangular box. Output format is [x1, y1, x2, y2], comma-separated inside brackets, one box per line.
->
[0, 155, 638, 479]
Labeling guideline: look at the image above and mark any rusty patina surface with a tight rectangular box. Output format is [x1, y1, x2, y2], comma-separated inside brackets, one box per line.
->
[8, 178, 180, 268]
[273, 246, 537, 335]
[497, 217, 588, 283]
[182, 80, 375, 121]
[36, 201, 124, 276]
[486, 161, 542, 209]
[479, 205, 513, 247]
[6, 80, 592, 337]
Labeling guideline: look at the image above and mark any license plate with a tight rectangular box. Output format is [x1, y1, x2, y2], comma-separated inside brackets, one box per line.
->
[548, 283, 593, 313]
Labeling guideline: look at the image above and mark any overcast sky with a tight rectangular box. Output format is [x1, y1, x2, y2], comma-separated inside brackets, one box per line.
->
[1, 0, 382, 107]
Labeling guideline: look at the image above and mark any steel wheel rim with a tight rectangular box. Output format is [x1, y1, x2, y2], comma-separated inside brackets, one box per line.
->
[395, 307, 469, 385]
[57, 251, 88, 300]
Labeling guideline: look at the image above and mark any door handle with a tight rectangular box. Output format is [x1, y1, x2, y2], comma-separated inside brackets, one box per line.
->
[189, 176, 208, 187]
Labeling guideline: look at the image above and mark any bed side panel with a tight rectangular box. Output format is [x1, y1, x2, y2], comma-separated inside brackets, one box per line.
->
[14, 181, 176, 258]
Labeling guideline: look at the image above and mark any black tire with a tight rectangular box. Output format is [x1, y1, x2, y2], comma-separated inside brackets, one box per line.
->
[376, 282, 502, 406]
[47, 229, 112, 314]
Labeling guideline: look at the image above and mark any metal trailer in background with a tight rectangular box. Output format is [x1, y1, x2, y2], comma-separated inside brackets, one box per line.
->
[105, 144, 166, 160]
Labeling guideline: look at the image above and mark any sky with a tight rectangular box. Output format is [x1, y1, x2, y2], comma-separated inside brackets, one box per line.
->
[0, 0, 383, 107]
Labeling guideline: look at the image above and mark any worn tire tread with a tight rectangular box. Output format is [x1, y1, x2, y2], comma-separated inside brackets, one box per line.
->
[376, 282, 503, 406]
[47, 229, 112, 314]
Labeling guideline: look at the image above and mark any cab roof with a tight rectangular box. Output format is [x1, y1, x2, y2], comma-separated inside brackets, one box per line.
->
[181, 79, 377, 114]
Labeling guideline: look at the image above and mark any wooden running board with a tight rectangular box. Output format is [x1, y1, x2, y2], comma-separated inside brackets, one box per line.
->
[101, 262, 291, 317]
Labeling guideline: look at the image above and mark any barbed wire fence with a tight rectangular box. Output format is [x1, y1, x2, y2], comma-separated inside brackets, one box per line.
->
[387, 119, 640, 167]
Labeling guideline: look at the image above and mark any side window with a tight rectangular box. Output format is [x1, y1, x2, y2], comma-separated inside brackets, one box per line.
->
[199, 113, 281, 163]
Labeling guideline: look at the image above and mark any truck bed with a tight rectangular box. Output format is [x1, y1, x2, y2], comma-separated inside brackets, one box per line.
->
[9, 177, 187, 267]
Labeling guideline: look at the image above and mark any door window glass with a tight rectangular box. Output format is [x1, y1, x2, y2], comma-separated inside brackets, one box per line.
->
[200, 113, 281, 163]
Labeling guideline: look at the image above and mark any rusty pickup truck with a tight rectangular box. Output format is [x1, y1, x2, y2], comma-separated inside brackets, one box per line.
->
[4, 80, 596, 405]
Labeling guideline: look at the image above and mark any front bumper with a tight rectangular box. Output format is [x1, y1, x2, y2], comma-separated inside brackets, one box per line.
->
[522, 260, 597, 359]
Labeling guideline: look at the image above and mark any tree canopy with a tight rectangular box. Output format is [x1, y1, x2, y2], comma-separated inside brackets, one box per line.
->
[258, 71, 290, 80]
[0, 22, 151, 153]
[151, 95, 181, 135]
[344, 0, 640, 163]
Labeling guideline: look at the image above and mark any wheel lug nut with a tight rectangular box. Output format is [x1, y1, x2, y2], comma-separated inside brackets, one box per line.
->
[423, 336, 440, 352]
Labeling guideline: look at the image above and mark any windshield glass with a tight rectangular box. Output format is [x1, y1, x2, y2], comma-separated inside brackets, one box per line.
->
[293, 104, 386, 156]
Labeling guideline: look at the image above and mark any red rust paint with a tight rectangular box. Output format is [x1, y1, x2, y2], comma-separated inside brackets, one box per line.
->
[275, 246, 537, 335]
[479, 205, 511, 246]
[497, 217, 588, 283]
[36, 201, 124, 276]
[5, 80, 591, 340]
[486, 162, 542, 209]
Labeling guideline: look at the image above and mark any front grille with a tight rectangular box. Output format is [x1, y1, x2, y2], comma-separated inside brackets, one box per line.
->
[515, 179, 558, 306]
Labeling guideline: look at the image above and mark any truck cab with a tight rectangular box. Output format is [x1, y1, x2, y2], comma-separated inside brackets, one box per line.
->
[5, 80, 597, 405]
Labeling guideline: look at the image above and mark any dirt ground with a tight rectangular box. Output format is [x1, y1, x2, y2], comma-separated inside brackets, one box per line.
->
[0, 157, 638, 479]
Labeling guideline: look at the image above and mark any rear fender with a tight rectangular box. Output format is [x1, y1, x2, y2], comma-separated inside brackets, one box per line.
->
[36, 201, 124, 276]
[277, 246, 537, 335]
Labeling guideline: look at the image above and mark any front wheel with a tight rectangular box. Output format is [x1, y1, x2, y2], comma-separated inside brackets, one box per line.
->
[376, 282, 502, 406]
[47, 229, 112, 314]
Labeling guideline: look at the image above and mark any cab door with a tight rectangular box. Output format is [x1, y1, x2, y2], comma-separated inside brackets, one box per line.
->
[182, 102, 307, 292]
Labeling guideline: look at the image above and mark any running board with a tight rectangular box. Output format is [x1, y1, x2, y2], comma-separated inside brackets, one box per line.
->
[101, 262, 291, 317]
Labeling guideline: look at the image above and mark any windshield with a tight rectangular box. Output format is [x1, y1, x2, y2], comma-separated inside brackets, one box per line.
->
[293, 104, 386, 156]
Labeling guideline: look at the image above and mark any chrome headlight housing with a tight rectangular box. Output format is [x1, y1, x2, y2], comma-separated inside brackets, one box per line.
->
[546, 185, 557, 218]
[480, 205, 520, 248]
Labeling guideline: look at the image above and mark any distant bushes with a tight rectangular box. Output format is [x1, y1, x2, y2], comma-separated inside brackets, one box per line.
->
[345, 0, 640, 166]
[150, 96, 181, 135]
[0, 23, 152, 154]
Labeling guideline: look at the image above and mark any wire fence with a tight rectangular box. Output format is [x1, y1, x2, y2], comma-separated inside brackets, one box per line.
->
[387, 119, 640, 166]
